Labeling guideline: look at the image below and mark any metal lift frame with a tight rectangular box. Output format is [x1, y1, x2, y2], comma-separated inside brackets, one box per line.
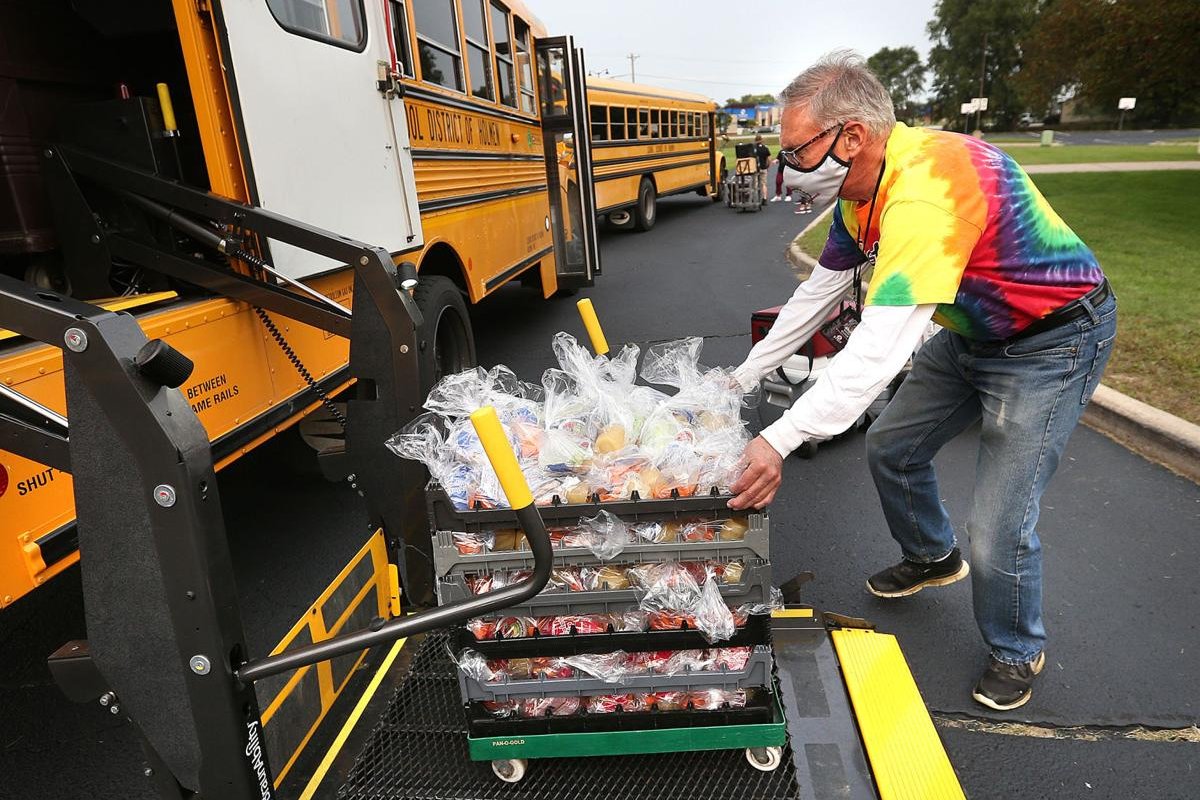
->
[0, 149, 555, 798]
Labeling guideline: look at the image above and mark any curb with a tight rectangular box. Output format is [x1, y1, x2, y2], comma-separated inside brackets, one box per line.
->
[1082, 385, 1200, 484]
[785, 203, 833, 277]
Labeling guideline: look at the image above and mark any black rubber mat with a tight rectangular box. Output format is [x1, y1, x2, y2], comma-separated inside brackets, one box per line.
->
[338, 631, 801, 800]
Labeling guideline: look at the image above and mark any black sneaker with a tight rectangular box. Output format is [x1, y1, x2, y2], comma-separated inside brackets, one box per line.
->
[866, 547, 970, 598]
[972, 652, 1046, 711]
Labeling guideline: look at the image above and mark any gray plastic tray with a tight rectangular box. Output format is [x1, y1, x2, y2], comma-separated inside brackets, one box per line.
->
[436, 560, 774, 617]
[432, 513, 770, 579]
[457, 644, 774, 701]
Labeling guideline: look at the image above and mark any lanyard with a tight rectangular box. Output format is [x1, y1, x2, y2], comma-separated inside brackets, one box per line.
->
[852, 159, 887, 309]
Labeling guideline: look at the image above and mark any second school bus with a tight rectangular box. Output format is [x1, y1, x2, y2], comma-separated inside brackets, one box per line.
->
[586, 77, 723, 231]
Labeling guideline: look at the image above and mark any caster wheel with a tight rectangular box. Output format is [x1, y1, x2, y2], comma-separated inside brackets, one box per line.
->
[745, 746, 782, 772]
[491, 758, 528, 783]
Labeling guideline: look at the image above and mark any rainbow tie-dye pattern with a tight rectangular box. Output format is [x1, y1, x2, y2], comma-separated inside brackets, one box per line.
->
[818, 123, 1103, 340]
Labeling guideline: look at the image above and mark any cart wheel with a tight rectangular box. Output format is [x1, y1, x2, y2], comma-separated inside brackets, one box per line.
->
[492, 758, 528, 783]
[745, 746, 783, 772]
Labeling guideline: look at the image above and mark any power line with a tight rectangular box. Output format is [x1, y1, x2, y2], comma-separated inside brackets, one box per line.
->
[627, 52, 639, 82]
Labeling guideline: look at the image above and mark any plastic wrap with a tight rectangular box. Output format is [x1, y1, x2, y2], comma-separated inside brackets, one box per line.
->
[563, 650, 629, 683]
[575, 509, 629, 560]
[516, 695, 581, 718]
[735, 585, 785, 617]
[692, 578, 737, 644]
[586, 694, 645, 714]
[687, 688, 748, 710]
[452, 530, 494, 555]
[535, 614, 611, 637]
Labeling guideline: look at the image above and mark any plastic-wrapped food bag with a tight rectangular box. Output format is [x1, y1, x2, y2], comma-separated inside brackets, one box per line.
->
[451, 647, 501, 683]
[692, 577, 737, 644]
[564, 651, 630, 684]
[688, 689, 747, 710]
[452, 531, 494, 555]
[518, 696, 581, 718]
[645, 691, 689, 711]
[575, 509, 629, 560]
[709, 646, 752, 671]
[735, 585, 785, 618]
[640, 337, 706, 391]
[587, 694, 645, 714]
[482, 699, 518, 717]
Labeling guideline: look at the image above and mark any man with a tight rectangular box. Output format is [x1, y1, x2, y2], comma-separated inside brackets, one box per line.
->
[752, 133, 772, 201]
[728, 52, 1116, 711]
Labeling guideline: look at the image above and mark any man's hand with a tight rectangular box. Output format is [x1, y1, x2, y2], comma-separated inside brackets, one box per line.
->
[728, 436, 784, 510]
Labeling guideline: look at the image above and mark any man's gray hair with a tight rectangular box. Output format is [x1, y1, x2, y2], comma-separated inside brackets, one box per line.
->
[779, 50, 896, 137]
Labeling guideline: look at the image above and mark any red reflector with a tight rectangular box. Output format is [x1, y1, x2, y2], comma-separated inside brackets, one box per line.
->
[0, 463, 8, 499]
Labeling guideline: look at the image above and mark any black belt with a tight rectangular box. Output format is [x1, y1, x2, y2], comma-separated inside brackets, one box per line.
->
[1007, 279, 1112, 342]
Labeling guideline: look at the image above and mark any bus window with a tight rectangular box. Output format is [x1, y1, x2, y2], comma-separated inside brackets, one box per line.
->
[649, 109, 659, 138]
[701, 113, 709, 136]
[266, 0, 366, 49]
[669, 110, 678, 138]
[388, 1, 414, 76]
[513, 17, 535, 113]
[490, 2, 516, 107]
[413, 0, 464, 91]
[462, 0, 493, 100]
[590, 105, 609, 141]
[638, 107, 649, 138]
[689, 112, 698, 136]
[609, 106, 626, 140]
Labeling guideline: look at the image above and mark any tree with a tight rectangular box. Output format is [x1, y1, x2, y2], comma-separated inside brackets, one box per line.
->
[866, 47, 926, 122]
[1018, 0, 1200, 126]
[926, 0, 1038, 129]
[723, 93, 777, 107]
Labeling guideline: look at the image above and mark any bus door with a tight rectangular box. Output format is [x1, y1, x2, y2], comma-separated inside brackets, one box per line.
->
[535, 36, 600, 288]
[214, 0, 422, 277]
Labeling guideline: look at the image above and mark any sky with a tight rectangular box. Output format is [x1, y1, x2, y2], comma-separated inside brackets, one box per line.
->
[537, 0, 938, 104]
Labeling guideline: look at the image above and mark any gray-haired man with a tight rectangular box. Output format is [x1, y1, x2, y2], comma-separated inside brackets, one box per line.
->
[729, 51, 1115, 711]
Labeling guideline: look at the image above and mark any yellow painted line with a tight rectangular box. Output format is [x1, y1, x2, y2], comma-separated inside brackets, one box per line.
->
[831, 629, 964, 800]
[298, 636, 407, 800]
[771, 608, 814, 618]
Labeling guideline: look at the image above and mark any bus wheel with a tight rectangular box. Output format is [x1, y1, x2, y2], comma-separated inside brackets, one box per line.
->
[414, 275, 476, 393]
[713, 165, 728, 202]
[633, 178, 657, 232]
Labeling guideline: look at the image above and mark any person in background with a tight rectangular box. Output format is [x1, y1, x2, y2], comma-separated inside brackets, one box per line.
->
[728, 51, 1116, 712]
[753, 134, 772, 201]
[770, 147, 793, 203]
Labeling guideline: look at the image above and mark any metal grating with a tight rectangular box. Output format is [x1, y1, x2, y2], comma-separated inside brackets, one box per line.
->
[338, 631, 801, 800]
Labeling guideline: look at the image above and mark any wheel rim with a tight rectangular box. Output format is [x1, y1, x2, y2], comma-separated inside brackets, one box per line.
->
[642, 187, 655, 222]
[433, 304, 471, 383]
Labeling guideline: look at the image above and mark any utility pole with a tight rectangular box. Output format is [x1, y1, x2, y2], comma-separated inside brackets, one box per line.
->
[975, 32, 988, 133]
[627, 53, 639, 83]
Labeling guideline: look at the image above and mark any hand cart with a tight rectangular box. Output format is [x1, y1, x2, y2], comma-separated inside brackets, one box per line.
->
[725, 143, 765, 212]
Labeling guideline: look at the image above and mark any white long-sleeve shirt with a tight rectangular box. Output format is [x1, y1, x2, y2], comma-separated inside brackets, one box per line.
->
[733, 264, 937, 458]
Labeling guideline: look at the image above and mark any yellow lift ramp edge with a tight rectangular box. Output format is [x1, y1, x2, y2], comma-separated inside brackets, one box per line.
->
[832, 628, 966, 800]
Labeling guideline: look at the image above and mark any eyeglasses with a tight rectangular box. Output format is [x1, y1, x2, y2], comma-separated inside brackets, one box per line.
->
[778, 123, 842, 169]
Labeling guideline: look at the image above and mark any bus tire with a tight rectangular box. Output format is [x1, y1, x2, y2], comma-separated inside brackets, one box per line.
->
[713, 164, 727, 202]
[633, 178, 657, 232]
[413, 275, 476, 394]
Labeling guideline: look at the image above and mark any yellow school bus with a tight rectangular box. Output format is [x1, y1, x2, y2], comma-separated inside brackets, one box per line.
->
[586, 77, 722, 231]
[0, 0, 598, 611]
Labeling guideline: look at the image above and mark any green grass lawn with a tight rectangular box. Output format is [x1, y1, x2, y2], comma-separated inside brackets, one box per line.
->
[792, 171, 1199, 422]
[1036, 171, 1199, 422]
[1000, 143, 1199, 165]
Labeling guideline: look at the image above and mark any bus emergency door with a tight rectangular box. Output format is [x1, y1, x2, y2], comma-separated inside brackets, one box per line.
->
[535, 36, 600, 288]
[215, 0, 422, 278]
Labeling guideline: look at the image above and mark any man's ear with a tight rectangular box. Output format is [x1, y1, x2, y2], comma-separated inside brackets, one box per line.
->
[840, 121, 869, 158]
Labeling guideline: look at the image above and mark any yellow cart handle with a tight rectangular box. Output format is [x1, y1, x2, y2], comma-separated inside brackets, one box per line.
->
[575, 298, 609, 356]
[470, 407, 533, 509]
[155, 83, 178, 133]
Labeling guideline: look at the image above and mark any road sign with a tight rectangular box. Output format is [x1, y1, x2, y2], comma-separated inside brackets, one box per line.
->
[1118, 97, 1137, 110]
[973, 97, 989, 111]
[960, 101, 976, 114]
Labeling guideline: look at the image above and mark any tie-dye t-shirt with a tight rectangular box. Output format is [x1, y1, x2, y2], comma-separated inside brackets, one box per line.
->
[818, 122, 1103, 340]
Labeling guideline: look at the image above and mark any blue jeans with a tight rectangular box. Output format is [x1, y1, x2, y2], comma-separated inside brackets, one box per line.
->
[866, 291, 1117, 665]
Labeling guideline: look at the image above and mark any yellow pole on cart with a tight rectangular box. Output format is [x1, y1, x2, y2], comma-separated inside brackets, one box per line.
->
[575, 298, 609, 356]
[469, 406, 533, 510]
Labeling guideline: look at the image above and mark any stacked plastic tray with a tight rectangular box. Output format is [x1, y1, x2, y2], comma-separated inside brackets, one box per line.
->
[426, 483, 782, 743]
